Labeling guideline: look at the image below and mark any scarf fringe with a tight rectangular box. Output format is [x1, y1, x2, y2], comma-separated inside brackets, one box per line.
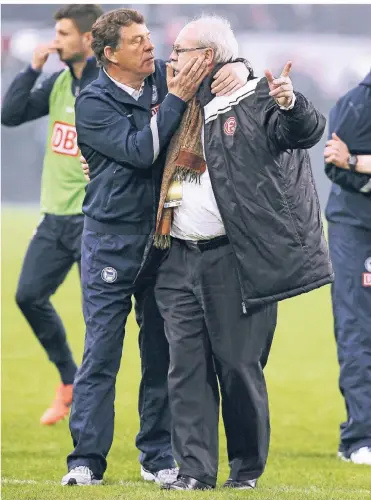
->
[174, 166, 202, 184]
[153, 233, 172, 249]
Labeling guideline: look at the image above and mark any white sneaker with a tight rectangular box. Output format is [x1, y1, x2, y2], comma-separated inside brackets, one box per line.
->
[349, 447, 371, 465]
[141, 466, 179, 485]
[61, 466, 103, 486]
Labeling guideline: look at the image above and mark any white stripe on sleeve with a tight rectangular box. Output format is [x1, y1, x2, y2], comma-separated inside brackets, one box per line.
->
[150, 114, 160, 163]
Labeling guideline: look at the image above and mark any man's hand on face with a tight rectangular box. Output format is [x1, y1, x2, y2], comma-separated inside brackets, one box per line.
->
[80, 155, 90, 181]
[324, 133, 350, 169]
[31, 42, 58, 72]
[211, 62, 249, 97]
[167, 55, 209, 102]
[264, 61, 294, 108]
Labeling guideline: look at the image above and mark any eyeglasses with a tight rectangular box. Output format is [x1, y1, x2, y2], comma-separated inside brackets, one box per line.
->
[172, 46, 206, 56]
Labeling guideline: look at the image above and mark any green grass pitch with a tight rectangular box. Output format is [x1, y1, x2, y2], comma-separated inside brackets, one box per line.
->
[2, 208, 370, 499]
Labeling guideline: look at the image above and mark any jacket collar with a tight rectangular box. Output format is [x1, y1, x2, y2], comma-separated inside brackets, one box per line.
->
[67, 56, 98, 81]
[97, 68, 152, 109]
[197, 62, 257, 107]
[197, 63, 225, 107]
[360, 70, 371, 88]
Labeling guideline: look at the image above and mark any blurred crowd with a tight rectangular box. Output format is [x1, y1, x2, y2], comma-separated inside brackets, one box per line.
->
[1, 4, 371, 206]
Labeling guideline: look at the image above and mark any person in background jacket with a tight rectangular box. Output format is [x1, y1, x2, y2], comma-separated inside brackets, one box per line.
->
[62, 8, 248, 487]
[1, 4, 103, 427]
[153, 15, 331, 491]
[324, 70, 371, 466]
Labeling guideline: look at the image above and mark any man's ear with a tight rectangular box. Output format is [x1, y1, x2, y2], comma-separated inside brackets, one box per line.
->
[83, 31, 93, 50]
[204, 47, 215, 66]
[104, 46, 118, 65]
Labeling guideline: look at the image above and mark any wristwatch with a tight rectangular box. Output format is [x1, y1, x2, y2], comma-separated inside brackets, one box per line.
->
[348, 154, 358, 172]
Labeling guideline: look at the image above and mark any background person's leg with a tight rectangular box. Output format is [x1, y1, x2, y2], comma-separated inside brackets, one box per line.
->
[16, 215, 78, 382]
[328, 222, 371, 459]
[64, 214, 84, 281]
[15, 215, 78, 424]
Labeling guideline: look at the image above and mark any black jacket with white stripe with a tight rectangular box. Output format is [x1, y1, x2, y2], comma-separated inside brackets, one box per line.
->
[75, 62, 186, 235]
[196, 69, 333, 309]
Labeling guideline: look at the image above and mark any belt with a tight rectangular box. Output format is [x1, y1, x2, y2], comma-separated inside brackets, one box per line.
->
[173, 235, 229, 252]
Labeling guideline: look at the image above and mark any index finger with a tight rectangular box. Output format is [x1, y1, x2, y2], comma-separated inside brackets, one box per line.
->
[264, 69, 274, 84]
[281, 61, 292, 78]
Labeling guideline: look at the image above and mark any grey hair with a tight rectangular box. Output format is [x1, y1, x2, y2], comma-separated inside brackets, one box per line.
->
[185, 15, 238, 63]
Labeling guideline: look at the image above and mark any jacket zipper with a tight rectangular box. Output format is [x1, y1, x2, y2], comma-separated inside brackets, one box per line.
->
[201, 115, 248, 315]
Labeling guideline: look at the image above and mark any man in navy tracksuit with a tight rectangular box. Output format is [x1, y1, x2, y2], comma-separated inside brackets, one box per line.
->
[324, 70, 371, 465]
[62, 8, 217, 486]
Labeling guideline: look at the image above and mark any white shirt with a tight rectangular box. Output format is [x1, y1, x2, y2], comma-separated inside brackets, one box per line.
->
[171, 126, 226, 240]
[103, 68, 144, 100]
[171, 166, 226, 240]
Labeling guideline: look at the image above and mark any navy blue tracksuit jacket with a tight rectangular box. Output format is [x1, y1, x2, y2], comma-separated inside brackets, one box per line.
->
[325, 71, 371, 457]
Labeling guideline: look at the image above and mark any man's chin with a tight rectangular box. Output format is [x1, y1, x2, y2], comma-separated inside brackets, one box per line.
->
[60, 54, 85, 65]
[142, 61, 155, 76]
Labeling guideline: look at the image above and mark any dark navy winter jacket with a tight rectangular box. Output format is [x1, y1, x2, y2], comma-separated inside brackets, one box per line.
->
[325, 71, 371, 230]
[75, 60, 186, 235]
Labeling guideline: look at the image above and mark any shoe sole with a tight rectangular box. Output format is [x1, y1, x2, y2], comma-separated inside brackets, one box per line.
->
[61, 480, 103, 486]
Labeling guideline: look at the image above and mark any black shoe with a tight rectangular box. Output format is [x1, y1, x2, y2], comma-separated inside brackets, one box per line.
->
[223, 478, 257, 489]
[161, 475, 214, 490]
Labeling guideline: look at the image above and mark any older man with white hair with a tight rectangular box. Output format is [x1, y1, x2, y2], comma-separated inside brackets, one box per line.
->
[154, 15, 330, 490]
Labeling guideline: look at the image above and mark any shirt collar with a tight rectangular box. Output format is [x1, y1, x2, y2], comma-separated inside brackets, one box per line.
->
[103, 68, 144, 101]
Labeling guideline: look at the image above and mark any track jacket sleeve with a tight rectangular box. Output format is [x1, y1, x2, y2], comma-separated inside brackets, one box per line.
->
[256, 77, 326, 151]
[75, 91, 187, 169]
[324, 95, 371, 195]
[1, 66, 62, 126]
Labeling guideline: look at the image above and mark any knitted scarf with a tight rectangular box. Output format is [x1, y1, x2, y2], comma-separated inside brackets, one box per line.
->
[154, 97, 206, 249]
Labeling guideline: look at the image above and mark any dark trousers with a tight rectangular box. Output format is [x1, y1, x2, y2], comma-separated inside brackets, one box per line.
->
[15, 214, 83, 382]
[328, 222, 371, 456]
[155, 238, 277, 486]
[68, 229, 175, 479]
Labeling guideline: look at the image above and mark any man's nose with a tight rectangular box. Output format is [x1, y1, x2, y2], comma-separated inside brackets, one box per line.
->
[145, 39, 155, 52]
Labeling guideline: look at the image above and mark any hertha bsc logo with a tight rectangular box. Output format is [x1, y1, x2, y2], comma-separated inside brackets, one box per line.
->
[224, 117, 236, 136]
[101, 267, 118, 283]
[51, 121, 78, 156]
[364, 257, 371, 273]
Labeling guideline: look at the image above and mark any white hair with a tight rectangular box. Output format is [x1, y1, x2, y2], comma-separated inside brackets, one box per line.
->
[185, 15, 239, 63]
